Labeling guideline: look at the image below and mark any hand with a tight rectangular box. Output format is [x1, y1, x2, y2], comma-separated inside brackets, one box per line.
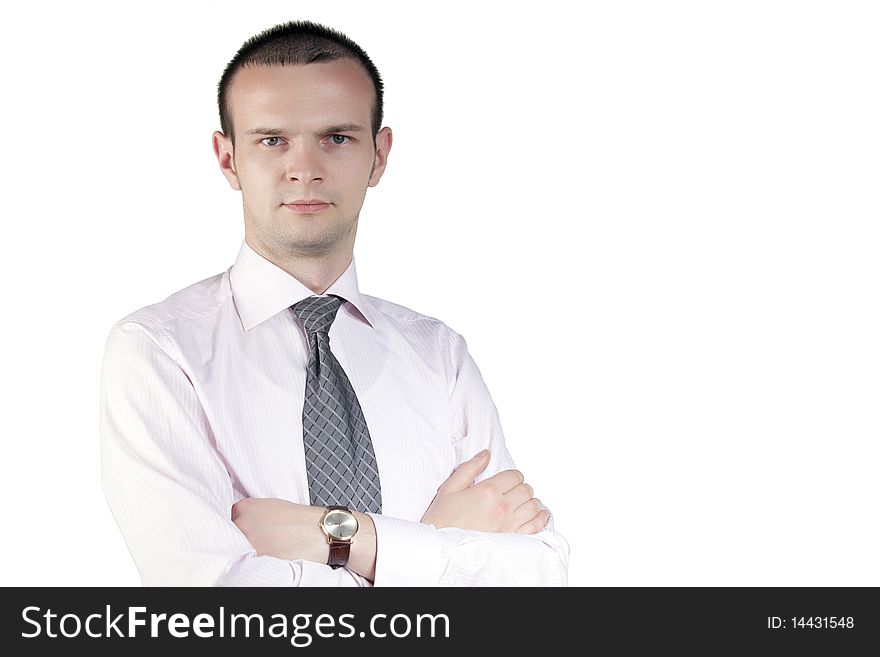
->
[231, 498, 328, 563]
[421, 450, 550, 534]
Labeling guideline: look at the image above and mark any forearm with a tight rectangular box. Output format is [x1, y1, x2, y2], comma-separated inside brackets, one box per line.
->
[230, 500, 378, 583]
[434, 523, 570, 586]
[368, 509, 570, 586]
[103, 464, 373, 587]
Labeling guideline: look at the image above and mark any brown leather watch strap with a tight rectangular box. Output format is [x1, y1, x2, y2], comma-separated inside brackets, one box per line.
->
[328, 539, 351, 569]
[324, 505, 353, 569]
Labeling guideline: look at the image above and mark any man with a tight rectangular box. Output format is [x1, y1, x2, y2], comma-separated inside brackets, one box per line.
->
[100, 20, 569, 586]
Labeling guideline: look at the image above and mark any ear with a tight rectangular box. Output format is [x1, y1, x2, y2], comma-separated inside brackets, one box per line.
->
[212, 131, 241, 191]
[367, 126, 393, 187]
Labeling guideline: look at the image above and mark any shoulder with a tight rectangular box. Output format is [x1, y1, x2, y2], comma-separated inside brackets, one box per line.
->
[105, 270, 230, 350]
[361, 293, 464, 345]
[359, 294, 476, 387]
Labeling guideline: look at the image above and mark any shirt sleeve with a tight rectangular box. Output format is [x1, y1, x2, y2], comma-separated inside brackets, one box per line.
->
[100, 319, 369, 587]
[365, 326, 570, 587]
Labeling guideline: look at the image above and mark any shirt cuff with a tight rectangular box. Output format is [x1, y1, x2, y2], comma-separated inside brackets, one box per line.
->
[367, 513, 442, 587]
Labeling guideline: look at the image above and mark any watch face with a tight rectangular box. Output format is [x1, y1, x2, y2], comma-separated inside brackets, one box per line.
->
[324, 510, 358, 540]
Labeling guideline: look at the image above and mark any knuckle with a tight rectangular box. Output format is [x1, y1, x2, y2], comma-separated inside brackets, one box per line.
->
[523, 483, 534, 498]
[485, 496, 512, 522]
[493, 499, 513, 519]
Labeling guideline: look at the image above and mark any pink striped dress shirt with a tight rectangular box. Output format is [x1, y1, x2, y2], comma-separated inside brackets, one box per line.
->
[100, 240, 570, 586]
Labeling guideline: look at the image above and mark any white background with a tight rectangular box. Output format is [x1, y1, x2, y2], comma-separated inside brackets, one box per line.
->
[1, 0, 877, 587]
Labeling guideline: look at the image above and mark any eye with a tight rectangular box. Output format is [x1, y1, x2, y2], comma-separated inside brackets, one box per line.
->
[260, 137, 284, 147]
[328, 134, 351, 145]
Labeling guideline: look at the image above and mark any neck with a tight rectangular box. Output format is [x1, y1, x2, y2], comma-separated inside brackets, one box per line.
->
[245, 236, 353, 295]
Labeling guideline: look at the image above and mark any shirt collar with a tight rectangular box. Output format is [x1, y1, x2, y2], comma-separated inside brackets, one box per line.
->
[229, 239, 378, 332]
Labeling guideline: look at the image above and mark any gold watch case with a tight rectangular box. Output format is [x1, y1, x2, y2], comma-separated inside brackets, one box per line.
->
[320, 507, 359, 541]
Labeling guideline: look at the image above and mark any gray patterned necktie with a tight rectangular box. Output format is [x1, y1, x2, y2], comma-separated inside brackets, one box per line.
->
[291, 294, 382, 514]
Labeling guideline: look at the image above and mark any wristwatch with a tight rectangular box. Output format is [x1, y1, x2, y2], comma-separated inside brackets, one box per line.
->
[319, 505, 359, 569]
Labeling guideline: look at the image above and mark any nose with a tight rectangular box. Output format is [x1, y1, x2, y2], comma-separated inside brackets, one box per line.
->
[284, 139, 325, 184]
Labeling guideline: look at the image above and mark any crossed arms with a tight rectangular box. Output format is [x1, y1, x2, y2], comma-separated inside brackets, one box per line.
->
[231, 448, 552, 582]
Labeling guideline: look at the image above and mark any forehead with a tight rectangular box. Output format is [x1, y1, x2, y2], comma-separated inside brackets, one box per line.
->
[227, 60, 374, 130]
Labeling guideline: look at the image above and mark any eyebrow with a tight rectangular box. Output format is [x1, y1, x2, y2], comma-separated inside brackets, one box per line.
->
[244, 123, 368, 136]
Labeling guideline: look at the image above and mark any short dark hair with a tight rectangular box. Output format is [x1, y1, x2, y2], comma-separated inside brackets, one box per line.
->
[217, 20, 384, 147]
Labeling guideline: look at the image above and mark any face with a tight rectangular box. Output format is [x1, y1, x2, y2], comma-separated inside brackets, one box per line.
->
[213, 59, 392, 261]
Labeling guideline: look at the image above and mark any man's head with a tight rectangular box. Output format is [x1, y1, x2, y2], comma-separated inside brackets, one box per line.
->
[212, 20, 392, 264]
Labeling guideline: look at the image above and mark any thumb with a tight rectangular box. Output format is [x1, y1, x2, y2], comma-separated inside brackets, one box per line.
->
[439, 449, 490, 493]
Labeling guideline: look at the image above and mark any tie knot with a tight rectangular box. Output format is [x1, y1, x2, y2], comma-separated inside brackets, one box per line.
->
[291, 295, 344, 335]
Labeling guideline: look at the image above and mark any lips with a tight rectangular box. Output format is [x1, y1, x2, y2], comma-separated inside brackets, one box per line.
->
[283, 202, 332, 213]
